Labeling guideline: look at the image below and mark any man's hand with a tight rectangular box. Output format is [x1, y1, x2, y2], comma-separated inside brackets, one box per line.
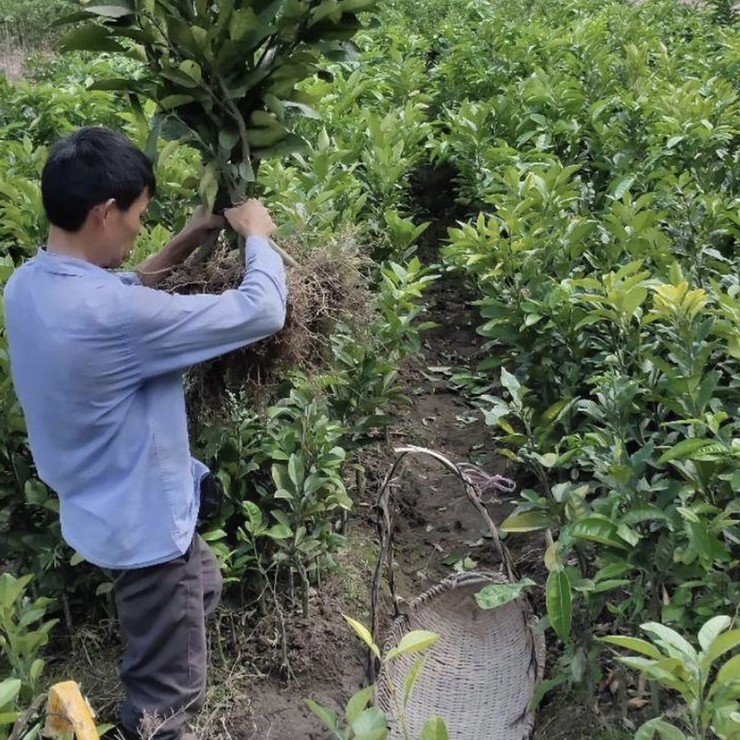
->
[134, 207, 225, 287]
[224, 199, 276, 239]
[175, 206, 226, 251]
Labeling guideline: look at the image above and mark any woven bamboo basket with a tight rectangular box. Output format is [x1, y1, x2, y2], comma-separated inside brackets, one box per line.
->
[369, 446, 546, 739]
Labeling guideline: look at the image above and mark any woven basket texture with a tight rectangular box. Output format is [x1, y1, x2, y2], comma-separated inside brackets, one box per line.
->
[375, 572, 545, 740]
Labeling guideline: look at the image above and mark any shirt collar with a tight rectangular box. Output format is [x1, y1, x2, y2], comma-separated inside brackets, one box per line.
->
[36, 247, 119, 281]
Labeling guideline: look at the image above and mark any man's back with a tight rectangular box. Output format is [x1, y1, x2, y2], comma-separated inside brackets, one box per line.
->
[5, 249, 200, 568]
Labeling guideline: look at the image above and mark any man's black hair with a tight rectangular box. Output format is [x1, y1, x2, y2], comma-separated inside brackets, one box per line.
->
[41, 126, 156, 233]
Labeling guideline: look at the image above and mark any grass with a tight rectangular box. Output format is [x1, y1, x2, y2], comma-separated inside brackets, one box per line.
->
[0, 24, 31, 81]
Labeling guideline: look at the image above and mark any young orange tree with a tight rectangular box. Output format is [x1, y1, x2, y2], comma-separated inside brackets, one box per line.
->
[63, 0, 374, 213]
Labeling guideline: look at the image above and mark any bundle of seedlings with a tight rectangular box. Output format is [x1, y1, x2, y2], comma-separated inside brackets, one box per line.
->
[158, 231, 373, 420]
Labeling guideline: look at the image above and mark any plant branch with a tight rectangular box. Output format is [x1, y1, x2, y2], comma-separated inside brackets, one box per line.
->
[216, 74, 252, 174]
[9, 693, 46, 740]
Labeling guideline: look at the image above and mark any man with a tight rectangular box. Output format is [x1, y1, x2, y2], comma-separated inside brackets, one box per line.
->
[3, 126, 287, 739]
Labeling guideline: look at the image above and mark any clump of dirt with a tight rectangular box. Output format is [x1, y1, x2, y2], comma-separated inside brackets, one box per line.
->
[159, 234, 374, 422]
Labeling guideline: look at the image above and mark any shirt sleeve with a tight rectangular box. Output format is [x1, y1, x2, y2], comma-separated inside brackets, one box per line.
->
[124, 236, 287, 378]
[117, 271, 142, 286]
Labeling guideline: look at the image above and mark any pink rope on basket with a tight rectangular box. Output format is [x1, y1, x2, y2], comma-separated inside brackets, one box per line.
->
[457, 462, 517, 495]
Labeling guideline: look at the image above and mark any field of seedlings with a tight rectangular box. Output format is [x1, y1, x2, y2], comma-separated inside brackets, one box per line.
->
[0, 0, 739, 738]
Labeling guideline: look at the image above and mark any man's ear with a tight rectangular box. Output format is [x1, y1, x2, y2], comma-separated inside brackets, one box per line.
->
[92, 199, 117, 227]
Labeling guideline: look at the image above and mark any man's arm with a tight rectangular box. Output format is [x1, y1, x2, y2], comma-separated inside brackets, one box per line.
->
[134, 207, 226, 288]
[123, 200, 286, 377]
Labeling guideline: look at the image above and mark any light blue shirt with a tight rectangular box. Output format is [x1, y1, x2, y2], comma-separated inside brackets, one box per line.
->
[3, 237, 286, 569]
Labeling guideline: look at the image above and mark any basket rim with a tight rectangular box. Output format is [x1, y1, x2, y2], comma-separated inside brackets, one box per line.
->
[379, 568, 541, 649]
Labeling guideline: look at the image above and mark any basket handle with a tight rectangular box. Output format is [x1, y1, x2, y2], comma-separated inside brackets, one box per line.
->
[368, 445, 519, 682]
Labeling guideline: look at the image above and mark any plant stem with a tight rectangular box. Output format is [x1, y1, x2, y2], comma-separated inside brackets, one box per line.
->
[8, 693, 46, 740]
[216, 75, 252, 174]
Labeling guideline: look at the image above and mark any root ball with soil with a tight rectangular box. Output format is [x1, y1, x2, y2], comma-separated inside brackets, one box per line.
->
[158, 233, 373, 423]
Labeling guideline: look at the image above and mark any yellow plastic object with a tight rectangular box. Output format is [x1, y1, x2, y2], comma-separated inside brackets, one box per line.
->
[44, 681, 99, 739]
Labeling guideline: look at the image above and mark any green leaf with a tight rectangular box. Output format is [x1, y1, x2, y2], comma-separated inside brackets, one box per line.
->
[353, 729, 388, 740]
[29, 658, 44, 685]
[310, 0, 342, 24]
[569, 517, 629, 550]
[55, 11, 96, 25]
[199, 162, 218, 213]
[250, 110, 282, 127]
[242, 501, 263, 534]
[24, 479, 48, 505]
[501, 511, 555, 533]
[635, 717, 688, 739]
[88, 79, 136, 91]
[81, 0, 135, 17]
[658, 438, 714, 464]
[599, 636, 662, 659]
[61, 25, 126, 53]
[403, 656, 426, 707]
[160, 94, 195, 110]
[288, 454, 305, 488]
[340, 0, 376, 11]
[283, 100, 321, 119]
[546, 567, 572, 642]
[179, 60, 203, 85]
[247, 125, 289, 148]
[219, 130, 241, 153]
[264, 524, 292, 540]
[385, 630, 439, 660]
[641, 623, 697, 663]
[229, 7, 269, 45]
[475, 579, 535, 610]
[717, 653, 740, 685]
[698, 616, 732, 653]
[350, 707, 387, 736]
[707, 630, 740, 664]
[272, 464, 293, 493]
[200, 529, 227, 542]
[500, 367, 521, 398]
[613, 175, 636, 200]
[343, 615, 380, 659]
[264, 93, 285, 121]
[419, 716, 449, 740]
[621, 286, 648, 316]
[304, 700, 338, 732]
[0, 573, 33, 610]
[0, 679, 21, 710]
[345, 685, 374, 725]
[252, 133, 308, 159]
[618, 657, 685, 689]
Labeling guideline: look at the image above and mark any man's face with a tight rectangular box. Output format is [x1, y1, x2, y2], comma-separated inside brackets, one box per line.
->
[98, 189, 150, 268]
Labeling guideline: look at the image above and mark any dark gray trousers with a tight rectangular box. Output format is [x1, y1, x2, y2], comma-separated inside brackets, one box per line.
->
[109, 535, 223, 740]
